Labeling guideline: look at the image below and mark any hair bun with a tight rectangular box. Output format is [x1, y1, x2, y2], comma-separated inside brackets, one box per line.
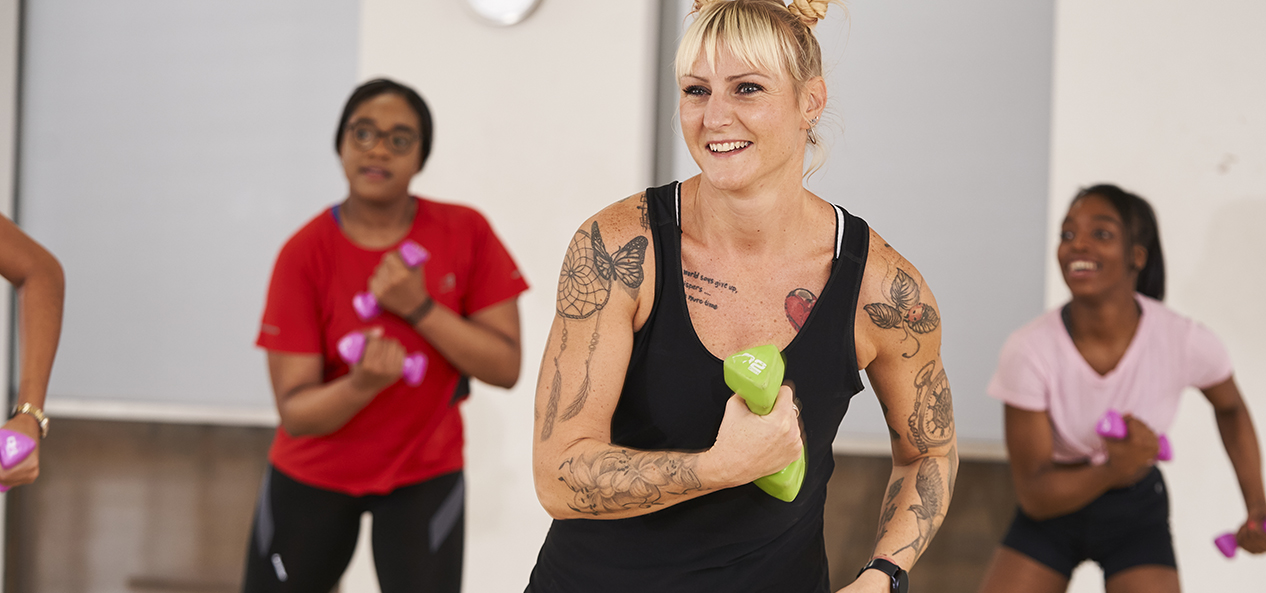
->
[786, 0, 830, 27]
[691, 0, 721, 14]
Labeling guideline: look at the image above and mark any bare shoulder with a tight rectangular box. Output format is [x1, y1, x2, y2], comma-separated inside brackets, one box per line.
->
[589, 190, 652, 243]
[856, 228, 943, 367]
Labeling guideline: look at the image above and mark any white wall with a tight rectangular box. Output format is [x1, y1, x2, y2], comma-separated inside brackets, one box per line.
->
[1048, 1, 1266, 590]
[347, 1, 660, 591]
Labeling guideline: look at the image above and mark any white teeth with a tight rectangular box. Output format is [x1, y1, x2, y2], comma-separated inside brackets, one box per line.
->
[1070, 260, 1098, 272]
[708, 141, 751, 153]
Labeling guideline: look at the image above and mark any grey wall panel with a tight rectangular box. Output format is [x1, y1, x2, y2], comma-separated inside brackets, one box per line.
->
[19, 0, 358, 410]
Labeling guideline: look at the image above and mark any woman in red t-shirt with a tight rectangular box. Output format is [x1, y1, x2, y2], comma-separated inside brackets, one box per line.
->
[243, 79, 528, 593]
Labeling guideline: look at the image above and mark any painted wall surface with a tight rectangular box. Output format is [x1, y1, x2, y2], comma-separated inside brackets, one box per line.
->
[351, 1, 659, 590]
[1047, 1, 1266, 590]
[16, 0, 359, 414]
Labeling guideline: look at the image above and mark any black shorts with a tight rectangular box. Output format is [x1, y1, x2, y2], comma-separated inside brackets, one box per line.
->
[242, 465, 465, 593]
[1001, 466, 1175, 579]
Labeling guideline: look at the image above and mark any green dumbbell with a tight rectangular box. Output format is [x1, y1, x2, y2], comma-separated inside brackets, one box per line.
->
[723, 345, 805, 502]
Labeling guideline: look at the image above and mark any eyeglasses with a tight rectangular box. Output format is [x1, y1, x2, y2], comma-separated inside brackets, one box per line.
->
[346, 121, 419, 155]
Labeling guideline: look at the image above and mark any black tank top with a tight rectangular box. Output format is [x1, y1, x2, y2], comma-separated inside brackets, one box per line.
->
[528, 182, 870, 593]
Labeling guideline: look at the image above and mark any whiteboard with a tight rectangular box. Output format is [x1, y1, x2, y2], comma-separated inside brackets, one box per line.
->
[662, 0, 1057, 446]
[18, 0, 359, 413]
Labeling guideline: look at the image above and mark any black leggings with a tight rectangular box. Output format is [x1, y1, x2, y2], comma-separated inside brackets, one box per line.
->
[242, 466, 465, 593]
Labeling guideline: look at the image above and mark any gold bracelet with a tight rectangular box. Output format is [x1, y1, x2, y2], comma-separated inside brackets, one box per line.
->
[11, 403, 48, 438]
[406, 297, 436, 325]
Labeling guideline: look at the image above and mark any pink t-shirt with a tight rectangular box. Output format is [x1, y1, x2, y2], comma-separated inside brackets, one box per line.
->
[988, 295, 1233, 465]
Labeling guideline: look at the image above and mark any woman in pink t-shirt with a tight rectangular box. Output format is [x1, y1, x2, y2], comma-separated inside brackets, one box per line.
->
[979, 185, 1266, 593]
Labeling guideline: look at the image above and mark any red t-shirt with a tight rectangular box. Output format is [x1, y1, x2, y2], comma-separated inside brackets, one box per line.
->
[257, 197, 529, 495]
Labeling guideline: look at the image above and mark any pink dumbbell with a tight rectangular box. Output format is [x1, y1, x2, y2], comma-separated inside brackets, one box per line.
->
[337, 331, 428, 387]
[1215, 521, 1266, 558]
[1096, 409, 1172, 461]
[0, 428, 37, 492]
[352, 240, 432, 321]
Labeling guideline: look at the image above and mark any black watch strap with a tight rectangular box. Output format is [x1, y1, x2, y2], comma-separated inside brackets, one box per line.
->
[858, 558, 909, 593]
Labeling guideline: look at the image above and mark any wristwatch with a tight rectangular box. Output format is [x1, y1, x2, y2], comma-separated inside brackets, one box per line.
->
[11, 403, 48, 438]
[858, 558, 909, 593]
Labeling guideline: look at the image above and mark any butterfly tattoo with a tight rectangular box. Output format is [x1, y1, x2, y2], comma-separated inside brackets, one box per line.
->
[591, 222, 647, 297]
[556, 222, 648, 320]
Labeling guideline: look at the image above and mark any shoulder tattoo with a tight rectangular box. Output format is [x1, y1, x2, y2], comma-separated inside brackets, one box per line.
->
[864, 268, 940, 358]
[542, 222, 648, 441]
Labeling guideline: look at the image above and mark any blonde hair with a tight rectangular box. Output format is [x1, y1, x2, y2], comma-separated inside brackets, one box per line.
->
[675, 1, 841, 175]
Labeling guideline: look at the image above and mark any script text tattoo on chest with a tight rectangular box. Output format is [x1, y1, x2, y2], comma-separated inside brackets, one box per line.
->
[682, 269, 737, 311]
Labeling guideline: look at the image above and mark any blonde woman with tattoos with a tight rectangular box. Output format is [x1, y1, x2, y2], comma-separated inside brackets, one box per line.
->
[526, 2, 957, 592]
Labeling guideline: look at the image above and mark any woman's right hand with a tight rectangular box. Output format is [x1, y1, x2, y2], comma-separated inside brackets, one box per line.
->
[1236, 518, 1266, 554]
[347, 329, 405, 394]
[1103, 414, 1159, 486]
[705, 385, 803, 488]
[0, 415, 40, 489]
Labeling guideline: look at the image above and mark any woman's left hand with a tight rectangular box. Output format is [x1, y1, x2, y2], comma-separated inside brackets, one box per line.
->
[1238, 517, 1266, 554]
[369, 250, 429, 319]
[0, 414, 41, 489]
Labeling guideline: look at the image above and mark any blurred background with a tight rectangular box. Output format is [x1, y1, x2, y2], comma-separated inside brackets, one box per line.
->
[0, 0, 1262, 591]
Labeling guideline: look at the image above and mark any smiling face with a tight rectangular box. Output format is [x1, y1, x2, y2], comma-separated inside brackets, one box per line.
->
[339, 93, 423, 204]
[678, 48, 823, 192]
[1057, 194, 1147, 301]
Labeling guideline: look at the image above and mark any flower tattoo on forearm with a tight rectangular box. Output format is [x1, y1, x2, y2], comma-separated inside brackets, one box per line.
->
[557, 449, 704, 515]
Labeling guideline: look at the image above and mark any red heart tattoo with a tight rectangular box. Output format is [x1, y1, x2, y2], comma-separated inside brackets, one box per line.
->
[785, 288, 817, 331]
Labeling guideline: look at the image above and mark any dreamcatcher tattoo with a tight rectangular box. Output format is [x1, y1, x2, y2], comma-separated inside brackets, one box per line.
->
[541, 222, 647, 441]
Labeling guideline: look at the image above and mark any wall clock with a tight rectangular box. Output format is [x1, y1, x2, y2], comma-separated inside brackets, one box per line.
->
[466, 0, 542, 26]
